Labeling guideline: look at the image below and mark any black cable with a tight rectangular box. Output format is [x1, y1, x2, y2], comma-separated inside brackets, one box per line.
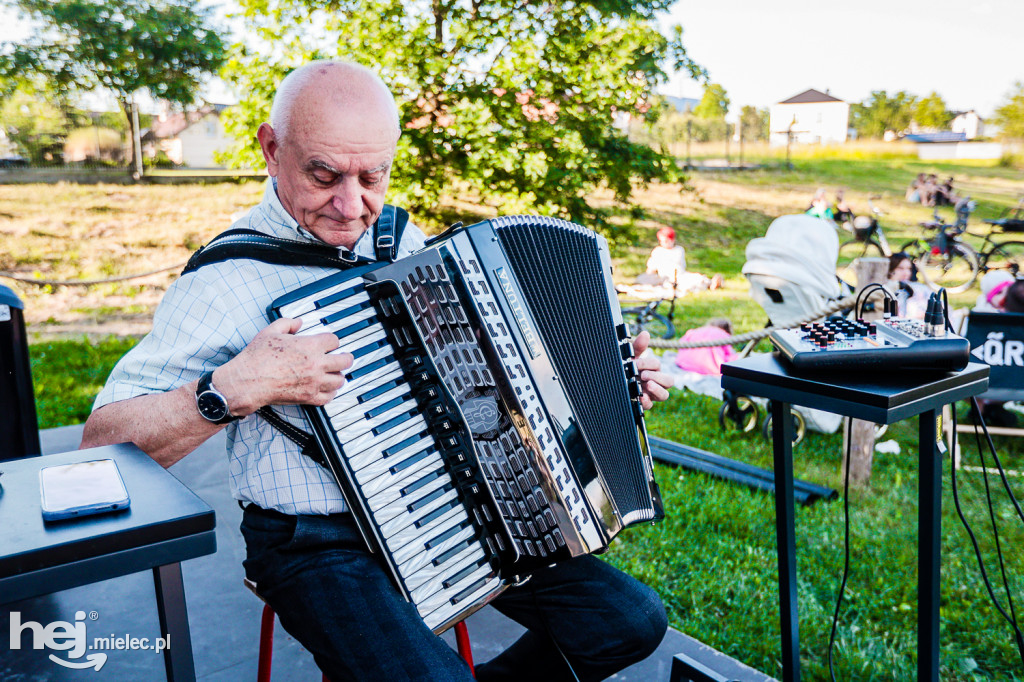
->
[827, 416, 854, 682]
[853, 282, 892, 319]
[949, 403, 1024, 667]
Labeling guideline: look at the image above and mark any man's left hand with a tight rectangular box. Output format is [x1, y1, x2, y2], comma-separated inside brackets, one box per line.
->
[631, 330, 673, 410]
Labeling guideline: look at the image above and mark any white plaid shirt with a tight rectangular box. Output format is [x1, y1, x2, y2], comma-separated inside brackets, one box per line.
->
[94, 179, 426, 515]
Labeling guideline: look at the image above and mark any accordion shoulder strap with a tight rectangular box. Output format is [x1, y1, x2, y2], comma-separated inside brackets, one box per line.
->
[181, 204, 410, 275]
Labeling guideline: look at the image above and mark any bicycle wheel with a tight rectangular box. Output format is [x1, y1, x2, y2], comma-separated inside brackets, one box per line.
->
[917, 243, 979, 293]
[837, 239, 885, 286]
[718, 396, 759, 433]
[622, 308, 675, 340]
[984, 241, 1024, 277]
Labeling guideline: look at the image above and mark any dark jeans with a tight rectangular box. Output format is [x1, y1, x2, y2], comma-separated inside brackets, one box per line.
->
[241, 505, 667, 681]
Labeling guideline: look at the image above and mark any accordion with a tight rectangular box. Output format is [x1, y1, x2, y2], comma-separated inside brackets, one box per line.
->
[269, 216, 664, 633]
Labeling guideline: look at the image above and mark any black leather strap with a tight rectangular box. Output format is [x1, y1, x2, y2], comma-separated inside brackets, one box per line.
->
[256, 406, 328, 469]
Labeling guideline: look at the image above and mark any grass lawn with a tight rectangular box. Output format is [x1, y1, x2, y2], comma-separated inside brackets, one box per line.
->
[13, 152, 1024, 680]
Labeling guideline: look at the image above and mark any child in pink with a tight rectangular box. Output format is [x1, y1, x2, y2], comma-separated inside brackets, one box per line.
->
[674, 318, 736, 375]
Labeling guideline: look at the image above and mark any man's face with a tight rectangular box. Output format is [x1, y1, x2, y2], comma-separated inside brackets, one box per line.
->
[658, 233, 674, 248]
[258, 99, 396, 249]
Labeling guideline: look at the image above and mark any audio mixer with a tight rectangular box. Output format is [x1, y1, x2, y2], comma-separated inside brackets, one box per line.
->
[769, 317, 970, 372]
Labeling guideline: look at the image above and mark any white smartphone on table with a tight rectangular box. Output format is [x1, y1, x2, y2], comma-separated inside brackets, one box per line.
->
[39, 459, 131, 522]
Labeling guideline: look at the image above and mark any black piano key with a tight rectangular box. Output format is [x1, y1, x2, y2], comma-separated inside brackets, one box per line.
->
[433, 538, 474, 567]
[442, 560, 485, 590]
[383, 432, 427, 457]
[450, 574, 492, 605]
[321, 300, 372, 326]
[401, 470, 444, 497]
[347, 357, 389, 381]
[315, 282, 364, 308]
[389, 447, 436, 474]
[351, 338, 389, 360]
[371, 410, 417, 436]
[407, 484, 453, 513]
[365, 395, 410, 419]
[425, 520, 470, 550]
[333, 317, 374, 340]
[415, 500, 459, 528]
[358, 378, 403, 403]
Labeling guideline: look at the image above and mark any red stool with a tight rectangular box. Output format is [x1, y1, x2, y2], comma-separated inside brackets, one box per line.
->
[245, 579, 475, 679]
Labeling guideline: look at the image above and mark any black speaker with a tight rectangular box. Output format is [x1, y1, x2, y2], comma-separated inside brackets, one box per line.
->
[0, 285, 40, 460]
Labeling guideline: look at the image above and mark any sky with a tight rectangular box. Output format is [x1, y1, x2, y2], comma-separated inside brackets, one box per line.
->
[2, 0, 1022, 118]
[661, 0, 1023, 118]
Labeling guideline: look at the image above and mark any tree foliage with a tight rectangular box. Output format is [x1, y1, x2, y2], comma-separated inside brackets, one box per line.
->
[994, 81, 1024, 140]
[739, 105, 768, 141]
[850, 90, 918, 138]
[913, 91, 948, 130]
[218, 0, 704, 230]
[692, 82, 729, 121]
[1, 0, 227, 169]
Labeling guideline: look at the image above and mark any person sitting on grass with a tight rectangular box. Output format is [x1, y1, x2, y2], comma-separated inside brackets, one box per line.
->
[673, 317, 736, 376]
[636, 226, 723, 293]
[805, 188, 834, 221]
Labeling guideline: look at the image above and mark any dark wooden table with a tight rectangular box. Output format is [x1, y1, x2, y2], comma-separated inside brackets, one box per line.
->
[721, 355, 988, 682]
[0, 442, 216, 681]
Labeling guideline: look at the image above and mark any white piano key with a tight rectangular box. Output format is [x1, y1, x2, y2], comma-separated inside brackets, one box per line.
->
[422, 576, 502, 631]
[326, 383, 409, 423]
[372, 474, 454, 525]
[325, 374, 407, 414]
[295, 291, 371, 333]
[351, 434, 433, 483]
[405, 539, 482, 594]
[361, 451, 444, 502]
[330, 398, 417, 441]
[333, 327, 388, 355]
[339, 413, 425, 461]
[395, 520, 474, 578]
[390, 507, 468, 566]
[333, 360, 401, 399]
[415, 562, 492, 618]
[346, 418, 427, 471]
[278, 281, 366, 319]
[380, 488, 461, 540]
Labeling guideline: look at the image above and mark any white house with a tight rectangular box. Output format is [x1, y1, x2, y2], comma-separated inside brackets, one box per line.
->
[950, 110, 985, 140]
[769, 89, 849, 146]
[142, 104, 231, 168]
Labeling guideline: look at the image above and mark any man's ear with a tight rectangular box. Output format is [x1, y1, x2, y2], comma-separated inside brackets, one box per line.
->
[256, 123, 280, 177]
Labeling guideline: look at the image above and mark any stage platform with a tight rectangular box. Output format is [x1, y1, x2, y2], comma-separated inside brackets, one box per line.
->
[1, 424, 773, 681]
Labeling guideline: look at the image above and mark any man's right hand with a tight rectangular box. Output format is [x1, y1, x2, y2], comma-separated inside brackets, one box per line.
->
[213, 317, 354, 417]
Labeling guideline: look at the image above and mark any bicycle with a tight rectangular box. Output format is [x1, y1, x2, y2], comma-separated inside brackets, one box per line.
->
[621, 297, 676, 339]
[835, 198, 894, 285]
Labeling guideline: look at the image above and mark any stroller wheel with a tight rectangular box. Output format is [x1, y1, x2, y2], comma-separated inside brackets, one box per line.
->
[718, 396, 759, 433]
[763, 411, 807, 446]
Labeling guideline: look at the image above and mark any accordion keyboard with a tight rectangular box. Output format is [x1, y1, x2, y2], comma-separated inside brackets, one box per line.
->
[279, 277, 503, 632]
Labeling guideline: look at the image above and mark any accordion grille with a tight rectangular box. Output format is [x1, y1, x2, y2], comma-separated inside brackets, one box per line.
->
[491, 216, 650, 521]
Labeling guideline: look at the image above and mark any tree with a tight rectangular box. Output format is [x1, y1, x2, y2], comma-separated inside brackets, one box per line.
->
[914, 91, 948, 130]
[693, 82, 729, 121]
[994, 81, 1024, 140]
[2, 0, 227, 174]
[850, 90, 917, 138]
[218, 0, 704, 231]
[739, 105, 769, 141]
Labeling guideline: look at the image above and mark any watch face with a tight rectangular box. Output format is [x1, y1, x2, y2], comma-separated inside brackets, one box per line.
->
[197, 391, 229, 421]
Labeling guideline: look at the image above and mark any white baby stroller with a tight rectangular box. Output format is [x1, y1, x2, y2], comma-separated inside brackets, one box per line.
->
[719, 215, 852, 443]
[742, 214, 849, 327]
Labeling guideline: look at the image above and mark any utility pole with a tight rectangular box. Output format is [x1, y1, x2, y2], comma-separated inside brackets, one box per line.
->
[685, 119, 692, 170]
[131, 101, 143, 181]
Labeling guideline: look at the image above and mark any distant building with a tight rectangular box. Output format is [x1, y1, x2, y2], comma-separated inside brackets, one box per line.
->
[950, 110, 985, 140]
[142, 104, 231, 168]
[769, 88, 849, 146]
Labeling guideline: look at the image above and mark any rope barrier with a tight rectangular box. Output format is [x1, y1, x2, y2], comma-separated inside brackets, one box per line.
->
[0, 262, 186, 287]
[647, 294, 860, 349]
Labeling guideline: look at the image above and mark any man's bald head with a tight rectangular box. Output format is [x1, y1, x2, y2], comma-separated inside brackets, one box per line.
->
[256, 61, 402, 248]
[269, 61, 400, 145]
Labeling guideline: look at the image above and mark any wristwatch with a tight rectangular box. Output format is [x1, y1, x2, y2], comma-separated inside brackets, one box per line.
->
[195, 371, 237, 425]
